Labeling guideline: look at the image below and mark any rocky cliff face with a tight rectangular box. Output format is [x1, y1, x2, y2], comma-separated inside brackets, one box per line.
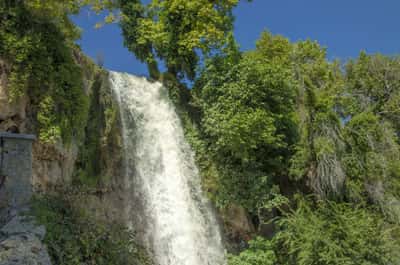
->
[72, 70, 127, 223]
[0, 51, 126, 222]
[0, 54, 82, 190]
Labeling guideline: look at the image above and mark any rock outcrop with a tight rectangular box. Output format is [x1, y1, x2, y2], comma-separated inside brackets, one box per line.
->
[221, 204, 255, 252]
[0, 212, 52, 265]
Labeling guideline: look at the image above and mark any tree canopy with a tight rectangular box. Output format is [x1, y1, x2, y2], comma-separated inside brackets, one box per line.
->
[189, 30, 400, 264]
[119, 0, 251, 80]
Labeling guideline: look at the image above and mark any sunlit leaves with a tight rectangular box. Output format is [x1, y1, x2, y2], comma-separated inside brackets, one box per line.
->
[119, 0, 247, 79]
[275, 199, 400, 265]
[228, 237, 277, 265]
[195, 31, 297, 211]
[0, 2, 89, 143]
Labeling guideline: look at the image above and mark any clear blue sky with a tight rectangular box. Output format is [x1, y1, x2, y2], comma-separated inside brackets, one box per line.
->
[72, 0, 400, 76]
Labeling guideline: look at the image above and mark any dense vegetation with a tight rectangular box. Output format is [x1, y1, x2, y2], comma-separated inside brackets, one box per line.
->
[0, 0, 90, 143]
[190, 33, 400, 264]
[116, 2, 400, 264]
[32, 192, 152, 265]
[1, 0, 400, 264]
[0, 1, 146, 264]
[191, 33, 400, 265]
[119, 0, 251, 80]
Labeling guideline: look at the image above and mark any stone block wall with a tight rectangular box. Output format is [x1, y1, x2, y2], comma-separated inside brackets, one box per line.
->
[0, 132, 35, 218]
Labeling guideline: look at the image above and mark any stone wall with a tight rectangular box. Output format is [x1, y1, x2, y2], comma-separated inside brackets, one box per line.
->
[0, 132, 35, 223]
[0, 133, 52, 265]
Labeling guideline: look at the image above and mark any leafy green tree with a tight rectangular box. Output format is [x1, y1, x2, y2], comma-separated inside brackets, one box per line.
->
[344, 52, 400, 136]
[335, 52, 400, 219]
[274, 198, 400, 265]
[342, 109, 400, 221]
[119, 0, 250, 80]
[193, 32, 297, 212]
[230, 198, 400, 265]
[192, 31, 400, 263]
[289, 41, 346, 199]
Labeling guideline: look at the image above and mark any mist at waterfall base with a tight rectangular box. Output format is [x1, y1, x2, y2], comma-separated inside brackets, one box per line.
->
[109, 72, 226, 265]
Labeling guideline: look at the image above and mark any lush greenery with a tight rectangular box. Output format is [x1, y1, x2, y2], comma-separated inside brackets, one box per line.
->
[228, 198, 399, 265]
[74, 71, 123, 187]
[189, 33, 400, 264]
[32, 193, 152, 265]
[188, 31, 400, 263]
[96, 1, 400, 263]
[119, 0, 251, 80]
[228, 237, 277, 265]
[192, 32, 297, 211]
[0, 1, 91, 143]
[0, 2, 144, 264]
[2, 0, 400, 264]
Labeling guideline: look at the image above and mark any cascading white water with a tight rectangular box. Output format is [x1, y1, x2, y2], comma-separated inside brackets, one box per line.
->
[109, 72, 226, 265]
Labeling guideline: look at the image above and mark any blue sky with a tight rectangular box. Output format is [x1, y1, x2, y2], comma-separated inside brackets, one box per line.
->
[72, 0, 400, 76]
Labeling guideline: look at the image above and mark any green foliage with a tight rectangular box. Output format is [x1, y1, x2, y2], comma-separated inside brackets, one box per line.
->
[23, 0, 82, 39]
[76, 75, 106, 186]
[184, 30, 400, 263]
[37, 96, 62, 143]
[193, 31, 297, 211]
[289, 40, 346, 199]
[229, 198, 400, 265]
[342, 112, 400, 218]
[0, 2, 89, 144]
[345, 52, 400, 121]
[343, 52, 400, 147]
[119, 0, 251, 80]
[334, 53, 400, 218]
[74, 72, 123, 187]
[3, 1, 399, 263]
[274, 198, 400, 265]
[228, 237, 277, 265]
[32, 193, 152, 265]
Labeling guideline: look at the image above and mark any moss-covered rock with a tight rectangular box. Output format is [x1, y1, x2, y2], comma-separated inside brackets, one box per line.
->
[75, 70, 123, 188]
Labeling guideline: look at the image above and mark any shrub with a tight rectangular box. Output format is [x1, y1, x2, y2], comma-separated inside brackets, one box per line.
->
[32, 194, 152, 265]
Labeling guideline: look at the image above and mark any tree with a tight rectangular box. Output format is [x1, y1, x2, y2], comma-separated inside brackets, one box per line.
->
[289, 40, 346, 199]
[193, 32, 297, 212]
[119, 0, 250, 80]
[228, 198, 400, 265]
[274, 198, 400, 265]
[344, 52, 400, 138]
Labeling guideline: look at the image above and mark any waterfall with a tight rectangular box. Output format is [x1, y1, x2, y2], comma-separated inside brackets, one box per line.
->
[109, 72, 226, 265]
